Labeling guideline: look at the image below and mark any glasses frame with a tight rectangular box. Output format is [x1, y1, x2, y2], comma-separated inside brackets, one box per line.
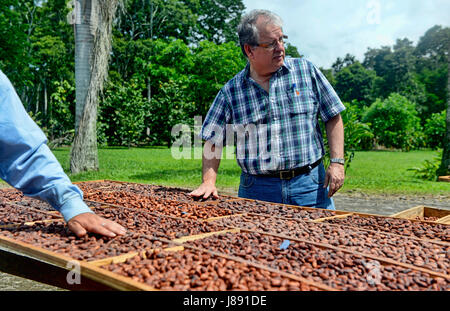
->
[255, 35, 288, 50]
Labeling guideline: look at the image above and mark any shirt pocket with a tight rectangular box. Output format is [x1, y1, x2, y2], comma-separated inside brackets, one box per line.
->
[234, 100, 267, 125]
[288, 88, 318, 116]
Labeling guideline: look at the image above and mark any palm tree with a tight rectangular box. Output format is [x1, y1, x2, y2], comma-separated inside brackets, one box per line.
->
[70, 0, 119, 174]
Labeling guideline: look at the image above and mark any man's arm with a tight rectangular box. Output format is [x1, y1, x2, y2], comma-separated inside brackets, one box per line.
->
[0, 70, 126, 238]
[324, 113, 345, 198]
[189, 141, 222, 199]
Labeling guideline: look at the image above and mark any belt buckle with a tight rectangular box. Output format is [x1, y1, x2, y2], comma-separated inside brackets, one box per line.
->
[279, 170, 294, 180]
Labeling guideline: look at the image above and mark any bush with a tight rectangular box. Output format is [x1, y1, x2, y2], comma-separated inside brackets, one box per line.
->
[99, 77, 150, 147]
[362, 93, 423, 151]
[408, 150, 442, 181]
[423, 110, 446, 149]
[341, 101, 374, 151]
[321, 102, 373, 171]
[47, 80, 75, 147]
[146, 79, 195, 147]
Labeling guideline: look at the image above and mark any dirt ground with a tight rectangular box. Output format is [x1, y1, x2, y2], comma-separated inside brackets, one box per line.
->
[0, 186, 448, 290]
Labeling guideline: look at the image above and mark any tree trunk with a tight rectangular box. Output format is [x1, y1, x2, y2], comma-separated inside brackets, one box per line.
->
[439, 47, 450, 176]
[70, 0, 119, 174]
[74, 0, 94, 131]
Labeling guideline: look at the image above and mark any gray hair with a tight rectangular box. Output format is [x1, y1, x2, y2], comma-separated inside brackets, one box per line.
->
[237, 9, 283, 57]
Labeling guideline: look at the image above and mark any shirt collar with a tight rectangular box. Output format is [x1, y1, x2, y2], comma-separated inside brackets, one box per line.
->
[241, 60, 291, 84]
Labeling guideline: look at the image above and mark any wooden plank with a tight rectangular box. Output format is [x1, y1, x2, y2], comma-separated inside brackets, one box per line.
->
[172, 228, 240, 243]
[0, 247, 112, 291]
[390, 205, 450, 223]
[203, 213, 247, 222]
[423, 207, 450, 218]
[438, 176, 450, 182]
[0, 235, 154, 291]
[436, 215, 450, 225]
[88, 251, 141, 267]
[311, 213, 353, 223]
[89, 246, 185, 267]
[332, 208, 449, 227]
[390, 206, 424, 218]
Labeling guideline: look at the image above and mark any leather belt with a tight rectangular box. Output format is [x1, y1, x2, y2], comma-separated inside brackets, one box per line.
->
[258, 159, 322, 180]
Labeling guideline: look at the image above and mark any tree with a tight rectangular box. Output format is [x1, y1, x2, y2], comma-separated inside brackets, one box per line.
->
[438, 49, 450, 176]
[70, 0, 119, 173]
[189, 0, 245, 44]
[332, 53, 356, 75]
[116, 0, 198, 42]
[362, 93, 423, 151]
[415, 25, 450, 120]
[189, 41, 246, 116]
[285, 43, 301, 58]
[363, 39, 427, 110]
[334, 61, 378, 107]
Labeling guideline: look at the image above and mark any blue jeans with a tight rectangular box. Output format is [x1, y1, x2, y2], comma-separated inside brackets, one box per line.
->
[238, 162, 335, 210]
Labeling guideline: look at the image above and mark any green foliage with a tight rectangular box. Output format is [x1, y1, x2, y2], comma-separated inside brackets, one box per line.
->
[415, 64, 448, 120]
[285, 43, 301, 58]
[362, 93, 423, 151]
[341, 102, 374, 151]
[408, 150, 442, 181]
[2, 0, 447, 154]
[99, 77, 150, 147]
[189, 0, 245, 44]
[321, 102, 373, 172]
[147, 79, 195, 146]
[190, 41, 246, 116]
[47, 80, 75, 146]
[116, 0, 198, 42]
[424, 111, 446, 149]
[334, 61, 378, 107]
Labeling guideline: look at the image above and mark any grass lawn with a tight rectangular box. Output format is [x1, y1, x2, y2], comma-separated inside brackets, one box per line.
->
[44, 147, 449, 197]
[343, 150, 449, 196]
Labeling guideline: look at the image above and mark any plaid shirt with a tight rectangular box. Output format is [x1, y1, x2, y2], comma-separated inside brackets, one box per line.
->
[200, 57, 345, 175]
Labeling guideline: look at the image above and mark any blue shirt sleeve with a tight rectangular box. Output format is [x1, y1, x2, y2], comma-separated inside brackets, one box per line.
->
[200, 89, 231, 146]
[309, 61, 346, 122]
[0, 70, 93, 222]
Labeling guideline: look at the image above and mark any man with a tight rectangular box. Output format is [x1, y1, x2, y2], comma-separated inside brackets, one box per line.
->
[190, 9, 345, 209]
[0, 69, 126, 237]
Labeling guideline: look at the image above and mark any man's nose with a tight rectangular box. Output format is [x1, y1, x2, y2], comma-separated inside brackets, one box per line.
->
[274, 40, 284, 51]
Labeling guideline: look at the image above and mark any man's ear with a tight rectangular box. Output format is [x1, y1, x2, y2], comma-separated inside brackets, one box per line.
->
[244, 44, 254, 59]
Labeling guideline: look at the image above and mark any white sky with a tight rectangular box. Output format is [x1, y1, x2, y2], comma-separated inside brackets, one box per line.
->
[242, 0, 450, 68]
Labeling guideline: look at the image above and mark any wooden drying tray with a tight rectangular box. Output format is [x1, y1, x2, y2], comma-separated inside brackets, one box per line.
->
[1, 180, 448, 291]
[0, 234, 154, 291]
[73, 179, 238, 202]
[0, 221, 240, 291]
[390, 205, 450, 224]
[75, 179, 449, 226]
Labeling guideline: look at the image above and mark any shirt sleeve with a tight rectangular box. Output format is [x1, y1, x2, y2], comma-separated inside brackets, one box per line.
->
[0, 70, 93, 222]
[200, 89, 232, 146]
[309, 62, 346, 122]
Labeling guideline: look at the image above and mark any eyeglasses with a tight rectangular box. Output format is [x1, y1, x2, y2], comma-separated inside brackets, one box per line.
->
[255, 35, 288, 50]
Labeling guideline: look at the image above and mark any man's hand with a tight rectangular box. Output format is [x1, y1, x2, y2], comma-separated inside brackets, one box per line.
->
[189, 182, 219, 200]
[67, 213, 127, 238]
[324, 163, 345, 198]
[190, 140, 222, 200]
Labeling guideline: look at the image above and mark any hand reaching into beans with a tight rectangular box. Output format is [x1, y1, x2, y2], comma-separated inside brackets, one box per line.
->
[67, 212, 127, 238]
